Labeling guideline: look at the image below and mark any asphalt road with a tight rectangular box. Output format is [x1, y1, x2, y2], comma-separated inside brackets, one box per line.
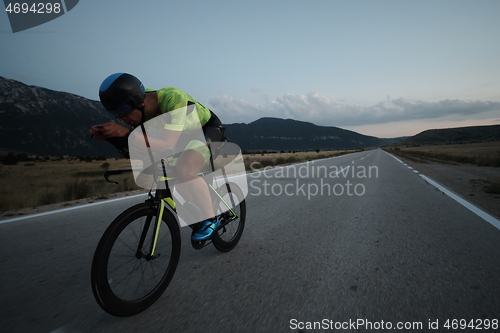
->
[1, 149, 499, 333]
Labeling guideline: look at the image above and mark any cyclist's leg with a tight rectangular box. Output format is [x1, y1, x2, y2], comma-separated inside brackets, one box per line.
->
[175, 147, 215, 221]
[174, 119, 224, 222]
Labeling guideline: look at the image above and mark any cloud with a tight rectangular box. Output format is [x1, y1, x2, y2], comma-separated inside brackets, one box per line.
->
[207, 95, 267, 122]
[207, 91, 500, 126]
[251, 87, 272, 103]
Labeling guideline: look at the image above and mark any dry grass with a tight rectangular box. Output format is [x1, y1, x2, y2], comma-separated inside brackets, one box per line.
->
[0, 158, 139, 212]
[0, 149, 365, 212]
[243, 149, 362, 171]
[385, 141, 500, 167]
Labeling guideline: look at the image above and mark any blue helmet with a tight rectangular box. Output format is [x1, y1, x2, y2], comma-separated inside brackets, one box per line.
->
[99, 73, 145, 114]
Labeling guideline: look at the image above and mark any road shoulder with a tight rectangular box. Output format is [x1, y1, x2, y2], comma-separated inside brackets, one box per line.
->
[394, 157, 500, 220]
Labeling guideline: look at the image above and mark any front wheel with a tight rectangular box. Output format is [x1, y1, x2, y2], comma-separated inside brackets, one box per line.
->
[91, 202, 181, 316]
[212, 183, 246, 252]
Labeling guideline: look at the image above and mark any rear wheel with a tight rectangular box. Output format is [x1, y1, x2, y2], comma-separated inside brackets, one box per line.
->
[91, 202, 181, 316]
[212, 183, 246, 252]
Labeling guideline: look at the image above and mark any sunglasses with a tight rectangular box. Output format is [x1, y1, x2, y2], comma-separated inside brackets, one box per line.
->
[109, 102, 135, 118]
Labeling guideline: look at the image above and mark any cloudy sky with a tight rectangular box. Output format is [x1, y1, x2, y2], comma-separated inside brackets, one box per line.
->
[1, 0, 499, 137]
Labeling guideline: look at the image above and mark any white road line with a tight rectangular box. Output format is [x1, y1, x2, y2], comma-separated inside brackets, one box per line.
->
[0, 193, 147, 225]
[387, 153, 404, 164]
[419, 174, 500, 231]
[384, 150, 500, 231]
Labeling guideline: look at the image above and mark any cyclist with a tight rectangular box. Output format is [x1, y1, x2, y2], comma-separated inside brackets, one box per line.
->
[89, 73, 224, 241]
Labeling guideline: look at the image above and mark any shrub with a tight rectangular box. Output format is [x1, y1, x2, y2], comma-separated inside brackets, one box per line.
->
[63, 179, 92, 201]
[38, 191, 58, 206]
[2, 153, 18, 165]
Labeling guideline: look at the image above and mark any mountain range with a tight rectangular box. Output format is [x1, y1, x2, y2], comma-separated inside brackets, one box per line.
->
[224, 118, 385, 151]
[0, 76, 118, 156]
[401, 124, 500, 146]
[0, 76, 393, 156]
[2, 76, 497, 156]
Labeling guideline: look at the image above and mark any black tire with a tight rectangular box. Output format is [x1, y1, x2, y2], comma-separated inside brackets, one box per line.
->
[211, 183, 246, 252]
[91, 202, 181, 316]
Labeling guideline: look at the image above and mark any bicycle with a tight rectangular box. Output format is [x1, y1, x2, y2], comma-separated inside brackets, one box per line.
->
[91, 139, 246, 317]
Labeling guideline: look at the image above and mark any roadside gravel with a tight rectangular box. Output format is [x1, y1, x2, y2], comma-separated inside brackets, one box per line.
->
[397, 158, 500, 220]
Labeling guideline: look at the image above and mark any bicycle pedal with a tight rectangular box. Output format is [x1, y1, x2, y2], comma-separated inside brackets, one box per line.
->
[191, 239, 211, 250]
[214, 224, 226, 233]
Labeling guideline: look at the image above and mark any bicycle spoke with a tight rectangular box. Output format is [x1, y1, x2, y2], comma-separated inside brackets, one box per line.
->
[109, 258, 141, 292]
[114, 235, 138, 254]
[134, 260, 148, 297]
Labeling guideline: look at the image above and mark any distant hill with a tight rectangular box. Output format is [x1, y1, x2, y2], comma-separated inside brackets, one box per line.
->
[224, 117, 386, 151]
[0, 76, 391, 156]
[402, 125, 500, 146]
[380, 137, 410, 146]
[0, 76, 121, 156]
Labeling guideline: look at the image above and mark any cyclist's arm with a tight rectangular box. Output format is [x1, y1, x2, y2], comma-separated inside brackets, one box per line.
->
[89, 124, 109, 141]
[128, 128, 181, 153]
[89, 122, 132, 158]
[90, 122, 131, 140]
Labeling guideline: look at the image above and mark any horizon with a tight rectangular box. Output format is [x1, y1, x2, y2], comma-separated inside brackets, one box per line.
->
[229, 115, 500, 139]
[1, 1, 499, 138]
[2, 74, 499, 140]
